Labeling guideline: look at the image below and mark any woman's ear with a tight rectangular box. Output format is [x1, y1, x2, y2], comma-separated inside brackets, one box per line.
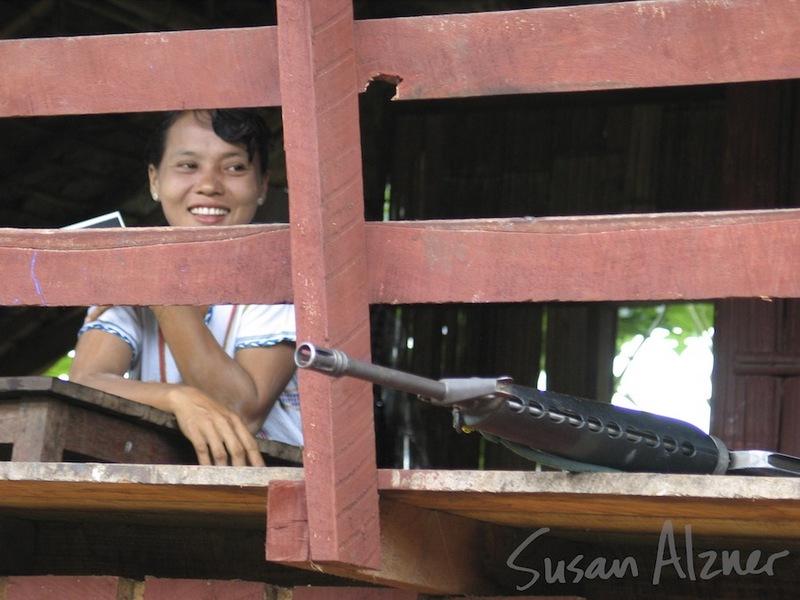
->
[148, 164, 160, 201]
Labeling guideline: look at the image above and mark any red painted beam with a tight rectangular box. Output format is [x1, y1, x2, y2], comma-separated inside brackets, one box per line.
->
[6, 576, 128, 600]
[356, 0, 800, 99]
[5, 210, 800, 307]
[2, 0, 800, 117]
[0, 27, 280, 116]
[0, 224, 291, 306]
[366, 210, 800, 303]
[276, 0, 380, 569]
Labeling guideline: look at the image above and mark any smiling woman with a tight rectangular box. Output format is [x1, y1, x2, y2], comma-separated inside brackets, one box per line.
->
[147, 110, 270, 227]
[68, 109, 301, 467]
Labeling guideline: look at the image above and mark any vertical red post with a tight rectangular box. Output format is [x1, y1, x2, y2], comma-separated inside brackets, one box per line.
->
[276, 0, 380, 568]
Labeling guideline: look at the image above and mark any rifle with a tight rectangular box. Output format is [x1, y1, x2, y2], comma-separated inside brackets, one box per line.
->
[295, 342, 800, 476]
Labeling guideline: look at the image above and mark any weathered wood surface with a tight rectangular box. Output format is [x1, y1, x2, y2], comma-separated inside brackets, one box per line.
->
[4, 575, 134, 600]
[378, 469, 800, 545]
[277, 0, 379, 568]
[365, 210, 800, 303]
[3, 463, 800, 595]
[0, 27, 281, 116]
[357, 0, 800, 100]
[0, 224, 291, 306]
[3, 1, 800, 117]
[267, 480, 498, 595]
[6, 209, 800, 306]
[0, 377, 302, 464]
[0, 462, 302, 525]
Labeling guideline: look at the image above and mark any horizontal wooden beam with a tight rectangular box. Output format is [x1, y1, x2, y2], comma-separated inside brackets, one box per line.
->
[378, 469, 800, 545]
[356, 0, 800, 100]
[0, 26, 280, 116]
[0, 224, 291, 306]
[0, 462, 497, 594]
[2, 0, 799, 117]
[5, 209, 800, 306]
[365, 209, 800, 303]
[0, 462, 302, 527]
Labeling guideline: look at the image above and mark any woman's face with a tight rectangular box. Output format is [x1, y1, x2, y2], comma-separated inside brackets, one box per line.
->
[148, 111, 268, 227]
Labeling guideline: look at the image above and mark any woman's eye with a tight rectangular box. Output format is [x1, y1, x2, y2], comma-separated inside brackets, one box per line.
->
[226, 163, 248, 172]
[176, 162, 197, 170]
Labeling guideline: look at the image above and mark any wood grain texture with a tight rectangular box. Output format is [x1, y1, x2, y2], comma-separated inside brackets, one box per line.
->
[6, 209, 800, 307]
[5, 576, 132, 600]
[0, 224, 291, 306]
[365, 209, 800, 303]
[3, 463, 800, 594]
[0, 462, 302, 527]
[0, 27, 280, 116]
[0, 377, 302, 464]
[271, 498, 502, 595]
[141, 577, 272, 600]
[378, 469, 800, 544]
[278, 0, 379, 568]
[2, 0, 799, 118]
[266, 480, 309, 563]
[355, 0, 800, 100]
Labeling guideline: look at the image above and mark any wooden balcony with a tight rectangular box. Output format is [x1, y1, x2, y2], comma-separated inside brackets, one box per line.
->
[1, 1, 800, 597]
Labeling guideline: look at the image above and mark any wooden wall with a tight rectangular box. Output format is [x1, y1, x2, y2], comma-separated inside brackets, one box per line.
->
[365, 84, 727, 468]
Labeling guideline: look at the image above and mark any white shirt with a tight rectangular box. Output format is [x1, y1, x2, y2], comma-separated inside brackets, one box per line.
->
[79, 304, 303, 447]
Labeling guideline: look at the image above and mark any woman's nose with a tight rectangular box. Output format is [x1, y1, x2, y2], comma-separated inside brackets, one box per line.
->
[196, 167, 223, 194]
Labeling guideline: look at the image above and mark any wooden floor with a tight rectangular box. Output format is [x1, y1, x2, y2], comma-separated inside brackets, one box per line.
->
[1, 462, 799, 598]
[380, 469, 800, 544]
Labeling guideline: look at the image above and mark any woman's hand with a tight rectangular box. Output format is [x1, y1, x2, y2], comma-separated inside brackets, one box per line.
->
[166, 385, 266, 467]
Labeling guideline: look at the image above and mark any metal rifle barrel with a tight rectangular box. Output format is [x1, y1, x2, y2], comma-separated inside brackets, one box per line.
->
[294, 343, 447, 401]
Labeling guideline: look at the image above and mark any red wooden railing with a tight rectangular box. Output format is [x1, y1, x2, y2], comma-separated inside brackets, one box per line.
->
[1, 0, 799, 571]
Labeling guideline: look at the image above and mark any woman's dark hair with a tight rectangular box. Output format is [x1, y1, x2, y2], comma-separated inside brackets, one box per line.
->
[146, 109, 271, 174]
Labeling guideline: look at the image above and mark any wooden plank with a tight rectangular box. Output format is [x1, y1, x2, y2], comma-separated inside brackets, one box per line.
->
[0, 462, 302, 527]
[278, 0, 379, 568]
[275, 498, 501, 595]
[6, 576, 133, 600]
[9, 398, 68, 461]
[0, 463, 495, 594]
[7, 209, 800, 307]
[378, 469, 800, 545]
[0, 224, 291, 306]
[0, 26, 280, 116]
[142, 577, 273, 600]
[266, 480, 309, 562]
[6, 209, 800, 307]
[4, 463, 800, 595]
[0, 377, 302, 464]
[355, 0, 800, 100]
[2, 0, 799, 118]
[364, 209, 800, 303]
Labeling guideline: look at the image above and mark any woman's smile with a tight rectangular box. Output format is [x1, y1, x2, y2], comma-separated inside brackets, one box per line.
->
[148, 111, 267, 227]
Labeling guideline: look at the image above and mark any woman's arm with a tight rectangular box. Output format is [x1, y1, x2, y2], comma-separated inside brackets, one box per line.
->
[69, 327, 265, 466]
[150, 306, 296, 432]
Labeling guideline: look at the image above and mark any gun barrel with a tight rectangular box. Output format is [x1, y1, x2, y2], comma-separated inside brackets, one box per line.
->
[295, 343, 447, 401]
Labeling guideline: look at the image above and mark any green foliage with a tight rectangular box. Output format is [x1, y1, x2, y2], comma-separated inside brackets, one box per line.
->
[616, 302, 714, 354]
[41, 352, 73, 379]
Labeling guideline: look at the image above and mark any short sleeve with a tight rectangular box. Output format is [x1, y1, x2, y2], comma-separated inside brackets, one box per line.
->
[234, 304, 296, 351]
[78, 306, 144, 362]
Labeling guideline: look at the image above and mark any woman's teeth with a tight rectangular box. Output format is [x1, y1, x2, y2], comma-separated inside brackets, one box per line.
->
[190, 206, 229, 216]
